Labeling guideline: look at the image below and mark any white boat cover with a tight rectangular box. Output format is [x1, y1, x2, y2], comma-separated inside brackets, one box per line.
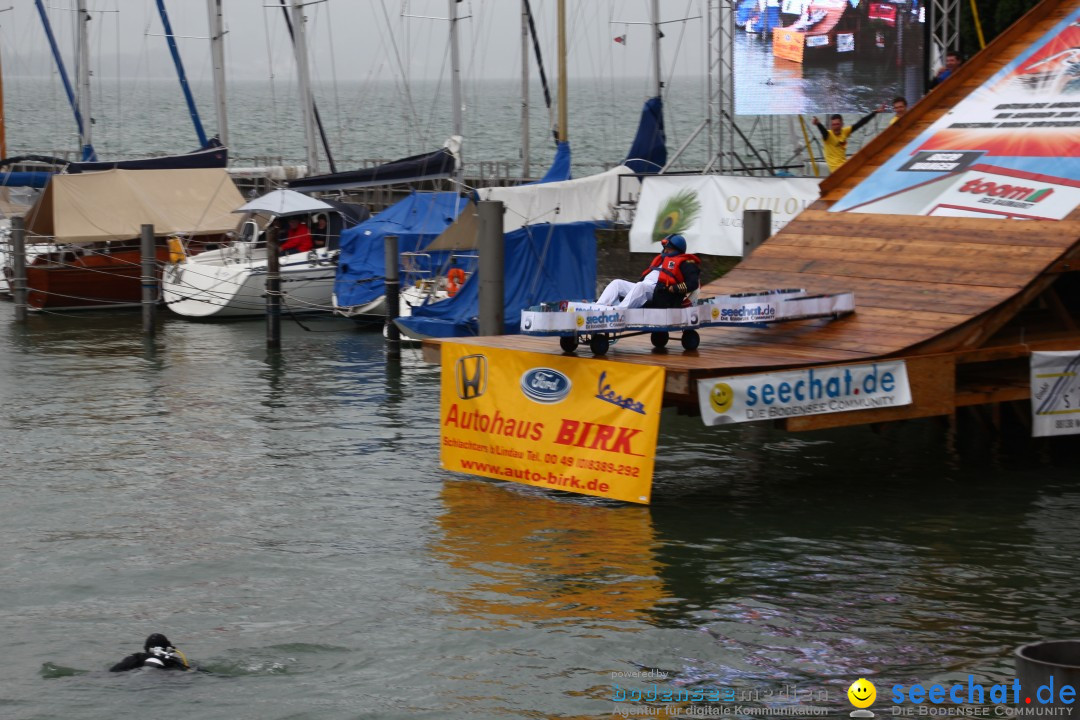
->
[474, 164, 639, 234]
[234, 188, 334, 217]
[24, 168, 244, 244]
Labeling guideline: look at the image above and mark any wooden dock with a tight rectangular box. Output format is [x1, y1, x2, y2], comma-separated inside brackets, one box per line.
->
[423, 0, 1080, 433]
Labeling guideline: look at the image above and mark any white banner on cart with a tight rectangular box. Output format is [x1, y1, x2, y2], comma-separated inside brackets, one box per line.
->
[1031, 350, 1080, 437]
[629, 175, 821, 256]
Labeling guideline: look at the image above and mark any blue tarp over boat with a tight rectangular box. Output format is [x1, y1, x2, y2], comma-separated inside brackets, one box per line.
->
[624, 96, 666, 174]
[334, 191, 467, 309]
[395, 220, 602, 338]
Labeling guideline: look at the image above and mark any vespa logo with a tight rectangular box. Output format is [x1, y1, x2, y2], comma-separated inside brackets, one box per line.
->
[455, 354, 488, 400]
[520, 367, 572, 404]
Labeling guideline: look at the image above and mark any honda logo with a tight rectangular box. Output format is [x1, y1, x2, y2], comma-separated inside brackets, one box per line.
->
[455, 354, 488, 400]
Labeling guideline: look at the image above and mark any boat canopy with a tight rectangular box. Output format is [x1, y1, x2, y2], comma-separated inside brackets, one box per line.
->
[235, 188, 334, 217]
[473, 164, 639, 234]
[288, 139, 460, 193]
[66, 139, 228, 173]
[395, 220, 603, 339]
[334, 191, 467, 309]
[24, 168, 244, 244]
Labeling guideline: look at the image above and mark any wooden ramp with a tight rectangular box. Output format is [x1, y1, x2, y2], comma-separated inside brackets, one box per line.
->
[424, 0, 1080, 431]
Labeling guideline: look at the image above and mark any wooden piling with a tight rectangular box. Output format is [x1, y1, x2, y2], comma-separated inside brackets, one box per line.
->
[385, 234, 400, 358]
[140, 224, 156, 335]
[477, 200, 505, 336]
[266, 224, 281, 349]
[11, 216, 27, 323]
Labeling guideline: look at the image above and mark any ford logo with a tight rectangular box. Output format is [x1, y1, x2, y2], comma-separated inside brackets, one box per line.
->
[520, 367, 572, 404]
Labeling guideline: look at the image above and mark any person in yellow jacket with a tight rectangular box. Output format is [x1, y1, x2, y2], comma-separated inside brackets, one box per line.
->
[811, 107, 883, 172]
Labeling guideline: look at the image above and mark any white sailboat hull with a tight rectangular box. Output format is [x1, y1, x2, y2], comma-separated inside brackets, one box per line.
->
[163, 245, 339, 318]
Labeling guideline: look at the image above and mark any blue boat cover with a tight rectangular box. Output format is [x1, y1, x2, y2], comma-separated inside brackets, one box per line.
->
[334, 191, 467, 309]
[395, 220, 602, 338]
[536, 141, 572, 183]
[0, 171, 52, 188]
[623, 96, 666, 174]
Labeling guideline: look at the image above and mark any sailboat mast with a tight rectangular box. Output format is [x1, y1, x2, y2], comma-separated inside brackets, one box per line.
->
[76, 0, 93, 158]
[520, 0, 529, 178]
[291, 0, 319, 175]
[448, 0, 463, 187]
[206, 0, 228, 148]
[557, 0, 567, 143]
[33, 0, 95, 160]
[156, 0, 209, 148]
[651, 0, 662, 97]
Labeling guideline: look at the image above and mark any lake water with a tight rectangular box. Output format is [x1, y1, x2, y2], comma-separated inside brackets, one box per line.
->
[2, 308, 1079, 719]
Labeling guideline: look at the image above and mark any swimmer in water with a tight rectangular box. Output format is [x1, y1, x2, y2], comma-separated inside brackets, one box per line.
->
[110, 633, 190, 672]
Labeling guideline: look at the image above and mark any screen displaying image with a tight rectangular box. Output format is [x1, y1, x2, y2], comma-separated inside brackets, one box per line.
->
[734, 0, 927, 115]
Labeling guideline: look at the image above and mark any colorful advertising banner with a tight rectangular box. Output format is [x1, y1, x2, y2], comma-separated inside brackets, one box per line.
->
[629, 175, 821, 255]
[697, 360, 912, 426]
[734, 0, 926, 115]
[831, 6, 1080, 217]
[440, 343, 665, 504]
[1031, 350, 1080, 437]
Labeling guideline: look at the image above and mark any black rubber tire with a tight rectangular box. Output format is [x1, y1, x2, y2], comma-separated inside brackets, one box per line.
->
[650, 331, 670, 349]
[681, 329, 700, 351]
[559, 335, 579, 353]
[589, 333, 610, 355]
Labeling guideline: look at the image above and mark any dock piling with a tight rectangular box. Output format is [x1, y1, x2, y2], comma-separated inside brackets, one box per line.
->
[11, 217, 27, 323]
[385, 234, 400, 358]
[477, 200, 505, 336]
[266, 224, 281, 349]
[140, 224, 156, 335]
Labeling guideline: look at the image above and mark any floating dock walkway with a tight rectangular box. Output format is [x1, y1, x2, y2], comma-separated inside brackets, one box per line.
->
[425, 0, 1080, 432]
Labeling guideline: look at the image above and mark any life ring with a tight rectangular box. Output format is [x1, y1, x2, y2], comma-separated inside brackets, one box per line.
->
[447, 267, 466, 297]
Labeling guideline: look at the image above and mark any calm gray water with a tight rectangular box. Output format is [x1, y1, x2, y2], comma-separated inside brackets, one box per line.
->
[2, 307, 1079, 719]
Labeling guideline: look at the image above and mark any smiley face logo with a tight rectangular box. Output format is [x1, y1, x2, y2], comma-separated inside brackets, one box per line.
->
[847, 678, 876, 709]
[709, 382, 734, 414]
[576, 315, 585, 328]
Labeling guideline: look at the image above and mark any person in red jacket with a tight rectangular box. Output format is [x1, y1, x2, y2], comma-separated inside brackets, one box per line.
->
[280, 217, 313, 254]
[596, 234, 701, 308]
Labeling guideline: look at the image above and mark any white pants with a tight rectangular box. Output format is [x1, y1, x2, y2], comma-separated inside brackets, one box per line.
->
[597, 271, 659, 308]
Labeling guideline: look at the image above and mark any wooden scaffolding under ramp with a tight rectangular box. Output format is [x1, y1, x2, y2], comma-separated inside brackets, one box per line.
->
[424, 0, 1080, 433]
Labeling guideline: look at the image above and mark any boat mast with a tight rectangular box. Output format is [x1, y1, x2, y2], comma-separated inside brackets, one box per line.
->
[34, 0, 95, 160]
[651, 0, 662, 97]
[448, 0, 463, 188]
[557, 0, 567, 144]
[75, 0, 95, 161]
[206, 0, 228, 148]
[291, 0, 319, 175]
[156, 0, 209, 148]
[520, 0, 530, 178]
[0, 8, 8, 160]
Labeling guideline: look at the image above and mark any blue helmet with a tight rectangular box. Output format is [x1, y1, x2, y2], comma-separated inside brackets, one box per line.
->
[663, 234, 687, 253]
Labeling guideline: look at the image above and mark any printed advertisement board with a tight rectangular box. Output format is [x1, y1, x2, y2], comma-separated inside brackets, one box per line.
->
[734, 0, 926, 115]
[1031, 350, 1080, 437]
[440, 343, 665, 504]
[697, 360, 912, 426]
[629, 175, 820, 256]
[831, 6, 1080, 217]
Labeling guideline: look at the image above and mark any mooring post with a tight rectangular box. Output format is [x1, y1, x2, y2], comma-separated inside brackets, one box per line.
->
[385, 234, 401, 358]
[266, 224, 281, 349]
[742, 209, 772, 256]
[140, 224, 156, 335]
[477, 200, 504, 336]
[11, 216, 27, 323]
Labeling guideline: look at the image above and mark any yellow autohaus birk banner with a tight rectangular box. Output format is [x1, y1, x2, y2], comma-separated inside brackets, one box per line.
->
[440, 343, 665, 504]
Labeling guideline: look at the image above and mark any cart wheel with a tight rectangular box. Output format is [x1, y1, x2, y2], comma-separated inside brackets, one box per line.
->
[681, 329, 700, 351]
[559, 335, 579, 353]
[650, 331, 670, 349]
[589, 333, 610, 355]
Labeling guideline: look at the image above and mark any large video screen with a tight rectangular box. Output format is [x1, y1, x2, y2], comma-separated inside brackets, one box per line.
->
[734, 0, 927, 115]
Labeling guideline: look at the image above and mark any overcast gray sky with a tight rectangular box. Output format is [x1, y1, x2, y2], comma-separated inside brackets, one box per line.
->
[0, 1, 708, 84]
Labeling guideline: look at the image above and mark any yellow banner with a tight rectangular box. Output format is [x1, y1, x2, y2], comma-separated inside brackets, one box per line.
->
[440, 343, 665, 504]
